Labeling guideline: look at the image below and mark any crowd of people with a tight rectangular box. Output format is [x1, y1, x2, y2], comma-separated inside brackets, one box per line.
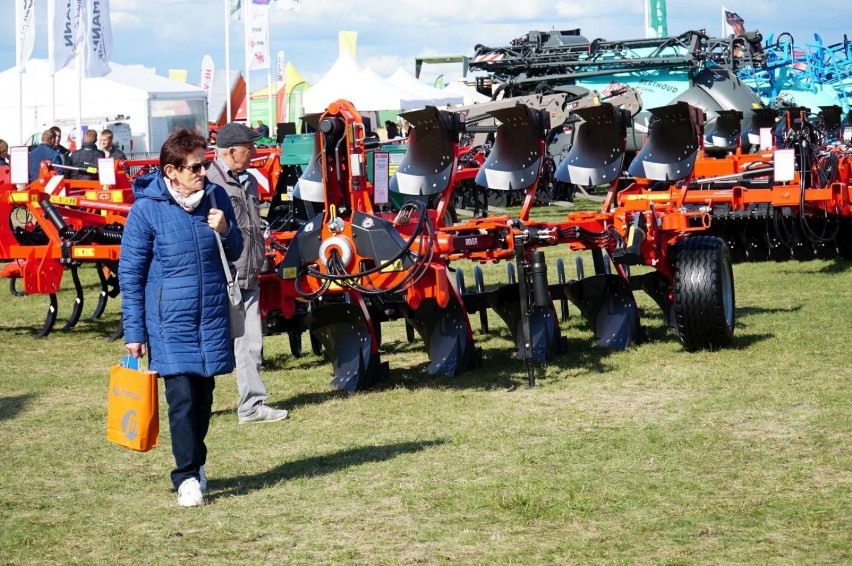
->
[119, 123, 288, 509]
[0, 125, 127, 182]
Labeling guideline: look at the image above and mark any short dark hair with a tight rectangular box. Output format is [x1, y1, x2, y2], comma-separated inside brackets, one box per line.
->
[160, 129, 207, 170]
[101, 129, 113, 137]
[50, 126, 61, 135]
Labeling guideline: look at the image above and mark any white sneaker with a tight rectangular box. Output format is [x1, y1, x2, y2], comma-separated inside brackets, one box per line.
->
[239, 405, 289, 424]
[177, 478, 205, 507]
[199, 466, 207, 492]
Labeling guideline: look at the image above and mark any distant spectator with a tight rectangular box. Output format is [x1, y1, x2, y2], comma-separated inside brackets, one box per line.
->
[100, 129, 126, 161]
[254, 120, 270, 138]
[0, 139, 8, 166]
[29, 130, 63, 182]
[68, 129, 103, 180]
[385, 120, 400, 139]
[49, 126, 71, 164]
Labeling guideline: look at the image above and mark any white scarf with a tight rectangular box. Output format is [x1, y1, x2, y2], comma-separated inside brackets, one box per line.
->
[164, 177, 205, 212]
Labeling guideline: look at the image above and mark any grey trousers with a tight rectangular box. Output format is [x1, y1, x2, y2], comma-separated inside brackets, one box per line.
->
[235, 287, 269, 418]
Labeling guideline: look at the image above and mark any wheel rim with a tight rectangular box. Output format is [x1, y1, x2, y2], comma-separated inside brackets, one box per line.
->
[721, 259, 734, 328]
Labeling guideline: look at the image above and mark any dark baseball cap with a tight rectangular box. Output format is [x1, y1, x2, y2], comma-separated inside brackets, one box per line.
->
[216, 122, 262, 148]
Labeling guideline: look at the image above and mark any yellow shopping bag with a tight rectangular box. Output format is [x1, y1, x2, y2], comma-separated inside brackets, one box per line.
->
[106, 356, 159, 452]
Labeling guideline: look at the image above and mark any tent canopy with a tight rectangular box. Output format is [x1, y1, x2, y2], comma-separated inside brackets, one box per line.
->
[0, 59, 208, 145]
[443, 79, 491, 105]
[387, 68, 464, 107]
[303, 51, 422, 113]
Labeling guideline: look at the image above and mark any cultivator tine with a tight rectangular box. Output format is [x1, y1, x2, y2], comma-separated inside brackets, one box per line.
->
[303, 300, 386, 393]
[392, 106, 461, 196]
[36, 294, 59, 339]
[744, 108, 777, 149]
[564, 274, 640, 350]
[9, 276, 25, 297]
[108, 313, 124, 342]
[705, 110, 742, 155]
[403, 293, 480, 377]
[61, 265, 84, 331]
[473, 266, 489, 333]
[628, 101, 703, 181]
[475, 104, 546, 191]
[554, 103, 628, 187]
[555, 258, 569, 322]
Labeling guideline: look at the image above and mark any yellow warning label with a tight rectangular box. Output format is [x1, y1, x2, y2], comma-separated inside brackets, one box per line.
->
[51, 196, 78, 206]
[10, 193, 28, 203]
[73, 247, 96, 258]
[381, 259, 404, 273]
[280, 267, 297, 279]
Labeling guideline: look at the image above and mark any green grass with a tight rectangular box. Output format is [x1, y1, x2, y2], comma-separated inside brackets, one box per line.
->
[0, 257, 850, 564]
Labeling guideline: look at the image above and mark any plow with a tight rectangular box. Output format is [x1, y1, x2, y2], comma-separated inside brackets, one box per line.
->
[261, 98, 736, 392]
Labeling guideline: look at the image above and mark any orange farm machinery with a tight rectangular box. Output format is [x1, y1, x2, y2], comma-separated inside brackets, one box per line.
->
[260, 99, 737, 393]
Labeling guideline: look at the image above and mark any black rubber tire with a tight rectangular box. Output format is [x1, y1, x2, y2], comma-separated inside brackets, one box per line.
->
[673, 236, 735, 351]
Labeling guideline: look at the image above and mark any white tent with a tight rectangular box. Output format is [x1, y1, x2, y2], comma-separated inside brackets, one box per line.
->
[443, 79, 491, 105]
[303, 52, 422, 113]
[387, 68, 464, 107]
[0, 59, 208, 152]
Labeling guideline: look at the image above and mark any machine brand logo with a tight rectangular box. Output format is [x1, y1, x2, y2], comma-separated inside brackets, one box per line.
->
[121, 409, 138, 440]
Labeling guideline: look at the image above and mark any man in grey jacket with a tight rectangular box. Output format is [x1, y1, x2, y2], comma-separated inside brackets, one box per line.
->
[207, 123, 288, 424]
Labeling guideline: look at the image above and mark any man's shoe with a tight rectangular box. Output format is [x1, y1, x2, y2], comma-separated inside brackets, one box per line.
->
[177, 478, 204, 507]
[199, 466, 207, 493]
[239, 405, 289, 424]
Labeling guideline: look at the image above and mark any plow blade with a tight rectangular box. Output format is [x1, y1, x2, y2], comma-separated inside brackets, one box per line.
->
[744, 108, 777, 149]
[401, 295, 480, 377]
[475, 105, 545, 191]
[628, 102, 701, 182]
[303, 301, 386, 393]
[391, 106, 460, 196]
[564, 274, 640, 350]
[485, 285, 565, 362]
[554, 103, 628, 187]
[705, 110, 742, 154]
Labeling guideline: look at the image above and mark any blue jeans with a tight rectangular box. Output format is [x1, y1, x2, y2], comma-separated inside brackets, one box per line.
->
[163, 374, 215, 490]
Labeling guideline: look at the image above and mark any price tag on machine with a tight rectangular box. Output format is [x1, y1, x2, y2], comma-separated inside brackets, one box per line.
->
[373, 151, 389, 204]
[10, 146, 29, 186]
[774, 149, 796, 182]
[98, 158, 116, 186]
[759, 127, 773, 150]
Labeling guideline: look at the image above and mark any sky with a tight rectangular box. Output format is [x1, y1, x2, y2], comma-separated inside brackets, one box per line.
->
[1, 0, 850, 89]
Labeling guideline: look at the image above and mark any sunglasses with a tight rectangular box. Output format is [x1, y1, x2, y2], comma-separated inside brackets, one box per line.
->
[178, 159, 213, 174]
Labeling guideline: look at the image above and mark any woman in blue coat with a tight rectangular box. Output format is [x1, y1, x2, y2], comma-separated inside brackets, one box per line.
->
[119, 129, 243, 507]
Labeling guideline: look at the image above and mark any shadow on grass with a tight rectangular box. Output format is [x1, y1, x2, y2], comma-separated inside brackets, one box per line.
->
[728, 332, 775, 350]
[737, 305, 803, 317]
[0, 393, 37, 421]
[261, 352, 327, 372]
[819, 259, 851, 274]
[208, 439, 445, 498]
[0, 314, 122, 341]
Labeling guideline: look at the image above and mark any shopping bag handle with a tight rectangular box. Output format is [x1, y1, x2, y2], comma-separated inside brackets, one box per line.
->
[120, 355, 140, 370]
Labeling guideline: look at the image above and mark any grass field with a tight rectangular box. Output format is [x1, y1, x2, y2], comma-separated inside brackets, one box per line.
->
[0, 253, 849, 564]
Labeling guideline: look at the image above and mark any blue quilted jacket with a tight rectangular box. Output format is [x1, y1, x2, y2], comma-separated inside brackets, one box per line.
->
[119, 172, 243, 378]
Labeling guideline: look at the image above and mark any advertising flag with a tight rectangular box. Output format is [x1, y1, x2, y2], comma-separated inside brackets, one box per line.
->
[200, 55, 215, 102]
[646, 0, 668, 39]
[48, 0, 84, 74]
[722, 6, 746, 37]
[15, 0, 36, 72]
[82, 0, 113, 78]
[248, 3, 271, 70]
[339, 31, 358, 58]
[230, 0, 242, 22]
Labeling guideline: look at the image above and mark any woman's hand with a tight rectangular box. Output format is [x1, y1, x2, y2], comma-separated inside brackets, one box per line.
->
[125, 342, 147, 359]
[208, 208, 228, 235]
